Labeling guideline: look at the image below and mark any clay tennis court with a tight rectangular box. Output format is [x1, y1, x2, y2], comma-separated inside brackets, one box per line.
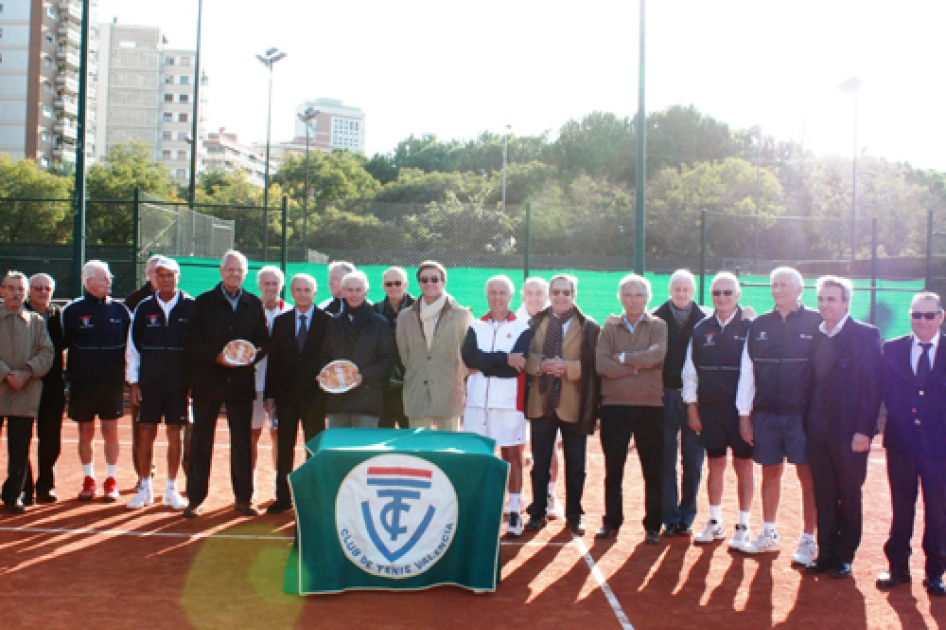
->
[1, 418, 943, 629]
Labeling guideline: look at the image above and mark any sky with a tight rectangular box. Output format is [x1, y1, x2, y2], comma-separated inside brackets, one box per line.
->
[94, 0, 946, 171]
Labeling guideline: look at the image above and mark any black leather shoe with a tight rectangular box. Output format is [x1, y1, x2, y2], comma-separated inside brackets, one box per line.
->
[806, 557, 832, 575]
[182, 503, 203, 518]
[662, 524, 679, 537]
[674, 523, 693, 537]
[924, 576, 946, 597]
[20, 494, 35, 507]
[36, 489, 58, 503]
[524, 516, 547, 531]
[645, 530, 661, 545]
[876, 569, 911, 589]
[567, 519, 585, 536]
[234, 502, 259, 517]
[3, 502, 25, 515]
[266, 501, 292, 515]
[595, 526, 619, 540]
[831, 562, 853, 579]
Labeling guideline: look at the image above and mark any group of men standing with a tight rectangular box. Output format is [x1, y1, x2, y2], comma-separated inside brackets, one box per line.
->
[0, 255, 943, 596]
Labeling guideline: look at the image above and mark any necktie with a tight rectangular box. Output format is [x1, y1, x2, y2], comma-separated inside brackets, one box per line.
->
[917, 342, 932, 385]
[297, 313, 308, 352]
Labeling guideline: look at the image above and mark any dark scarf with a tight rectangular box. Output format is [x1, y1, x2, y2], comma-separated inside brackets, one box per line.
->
[670, 301, 695, 328]
[540, 307, 575, 417]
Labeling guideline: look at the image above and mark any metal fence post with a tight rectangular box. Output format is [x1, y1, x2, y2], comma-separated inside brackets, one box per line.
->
[132, 187, 141, 282]
[926, 209, 934, 291]
[280, 195, 289, 293]
[699, 208, 707, 306]
[870, 217, 877, 324]
[524, 202, 531, 281]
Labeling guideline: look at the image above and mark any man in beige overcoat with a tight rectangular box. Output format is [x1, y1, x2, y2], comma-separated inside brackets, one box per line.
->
[0, 271, 54, 514]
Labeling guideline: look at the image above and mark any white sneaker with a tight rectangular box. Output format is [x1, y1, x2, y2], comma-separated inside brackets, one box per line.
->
[694, 519, 726, 544]
[791, 536, 818, 566]
[741, 531, 781, 554]
[547, 494, 565, 520]
[272, 478, 279, 503]
[729, 524, 752, 551]
[127, 484, 154, 509]
[506, 512, 523, 537]
[163, 488, 188, 511]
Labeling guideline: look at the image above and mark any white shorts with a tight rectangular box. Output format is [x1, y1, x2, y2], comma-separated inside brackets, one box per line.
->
[463, 408, 525, 447]
[252, 392, 278, 430]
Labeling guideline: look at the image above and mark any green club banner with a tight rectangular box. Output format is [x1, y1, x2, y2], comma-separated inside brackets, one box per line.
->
[285, 428, 509, 595]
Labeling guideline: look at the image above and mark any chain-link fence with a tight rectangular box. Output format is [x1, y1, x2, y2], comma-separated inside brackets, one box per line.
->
[139, 192, 235, 260]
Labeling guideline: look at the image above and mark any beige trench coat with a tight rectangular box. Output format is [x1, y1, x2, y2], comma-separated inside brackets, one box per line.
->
[0, 304, 54, 418]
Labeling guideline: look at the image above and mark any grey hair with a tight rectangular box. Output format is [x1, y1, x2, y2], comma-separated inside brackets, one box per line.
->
[549, 274, 578, 294]
[770, 266, 804, 290]
[669, 269, 697, 292]
[329, 260, 356, 275]
[81, 260, 111, 284]
[256, 265, 285, 289]
[485, 274, 515, 296]
[711, 271, 741, 293]
[290, 273, 317, 291]
[383, 266, 408, 283]
[341, 270, 369, 291]
[30, 272, 56, 291]
[521, 276, 549, 295]
[816, 275, 853, 302]
[912, 291, 943, 310]
[220, 250, 248, 271]
[617, 273, 652, 301]
[2, 270, 28, 286]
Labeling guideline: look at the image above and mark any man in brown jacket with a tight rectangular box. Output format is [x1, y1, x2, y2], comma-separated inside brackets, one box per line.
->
[523, 274, 600, 536]
[595, 274, 668, 544]
[396, 261, 473, 431]
[0, 271, 54, 514]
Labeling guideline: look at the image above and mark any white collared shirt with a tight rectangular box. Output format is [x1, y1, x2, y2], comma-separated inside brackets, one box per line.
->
[818, 312, 850, 338]
[681, 309, 740, 404]
[911, 333, 941, 375]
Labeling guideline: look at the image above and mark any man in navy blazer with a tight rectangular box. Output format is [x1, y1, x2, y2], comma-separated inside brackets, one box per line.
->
[803, 276, 882, 578]
[877, 291, 946, 597]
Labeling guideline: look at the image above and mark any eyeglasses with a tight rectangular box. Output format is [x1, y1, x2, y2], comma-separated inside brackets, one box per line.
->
[384, 281, 403, 288]
[551, 289, 572, 297]
[911, 311, 943, 320]
[712, 290, 734, 297]
[419, 276, 441, 284]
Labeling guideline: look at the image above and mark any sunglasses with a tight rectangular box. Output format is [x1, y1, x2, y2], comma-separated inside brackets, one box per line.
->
[911, 311, 943, 320]
[551, 289, 572, 297]
[712, 290, 734, 297]
[384, 281, 403, 288]
[419, 276, 441, 284]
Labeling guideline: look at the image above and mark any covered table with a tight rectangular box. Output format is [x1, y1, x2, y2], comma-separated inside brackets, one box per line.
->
[284, 428, 509, 595]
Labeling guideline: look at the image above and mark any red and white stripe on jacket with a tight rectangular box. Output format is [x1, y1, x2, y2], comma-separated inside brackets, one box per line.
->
[465, 312, 530, 411]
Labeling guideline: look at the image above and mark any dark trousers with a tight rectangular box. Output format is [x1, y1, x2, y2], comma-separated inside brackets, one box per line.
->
[187, 397, 254, 506]
[807, 429, 869, 563]
[600, 405, 664, 532]
[662, 388, 704, 528]
[24, 386, 65, 498]
[131, 402, 143, 478]
[884, 446, 946, 578]
[528, 415, 586, 522]
[274, 392, 325, 505]
[1, 416, 34, 506]
[378, 383, 407, 429]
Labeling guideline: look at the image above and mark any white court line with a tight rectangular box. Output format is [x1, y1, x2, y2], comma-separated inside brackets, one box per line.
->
[572, 533, 634, 630]
[0, 525, 570, 547]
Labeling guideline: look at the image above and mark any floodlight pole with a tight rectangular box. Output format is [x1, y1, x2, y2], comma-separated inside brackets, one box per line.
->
[633, 0, 647, 275]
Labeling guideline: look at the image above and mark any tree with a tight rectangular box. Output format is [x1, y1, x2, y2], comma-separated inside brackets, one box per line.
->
[0, 154, 72, 242]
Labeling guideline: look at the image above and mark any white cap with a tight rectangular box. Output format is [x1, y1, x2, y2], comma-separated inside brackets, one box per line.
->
[155, 257, 180, 273]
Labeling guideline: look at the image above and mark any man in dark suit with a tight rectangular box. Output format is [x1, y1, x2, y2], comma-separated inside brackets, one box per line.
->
[264, 273, 330, 514]
[877, 291, 946, 597]
[804, 276, 882, 578]
[182, 250, 269, 517]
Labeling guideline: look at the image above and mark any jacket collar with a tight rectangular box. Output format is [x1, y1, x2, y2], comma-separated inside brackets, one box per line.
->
[0, 302, 28, 321]
[531, 304, 587, 329]
[84, 291, 110, 305]
[24, 298, 57, 317]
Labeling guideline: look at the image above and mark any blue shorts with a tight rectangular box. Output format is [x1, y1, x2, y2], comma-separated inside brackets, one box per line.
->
[138, 389, 190, 425]
[751, 411, 807, 466]
[700, 404, 752, 460]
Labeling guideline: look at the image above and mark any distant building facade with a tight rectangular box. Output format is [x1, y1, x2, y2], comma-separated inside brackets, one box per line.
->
[203, 127, 277, 187]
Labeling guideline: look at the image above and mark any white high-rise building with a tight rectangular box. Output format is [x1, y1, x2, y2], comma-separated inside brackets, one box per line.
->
[0, 0, 100, 166]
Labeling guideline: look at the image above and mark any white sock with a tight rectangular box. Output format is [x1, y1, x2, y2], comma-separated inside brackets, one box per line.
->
[709, 505, 722, 522]
[738, 510, 751, 526]
[82, 463, 95, 478]
[106, 464, 118, 479]
[140, 476, 151, 490]
[763, 522, 777, 536]
[548, 481, 557, 497]
[508, 493, 521, 513]
[166, 478, 177, 492]
[800, 532, 816, 543]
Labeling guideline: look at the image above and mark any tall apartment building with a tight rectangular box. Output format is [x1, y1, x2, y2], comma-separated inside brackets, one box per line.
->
[254, 97, 366, 160]
[203, 127, 276, 188]
[95, 20, 207, 182]
[0, 0, 100, 166]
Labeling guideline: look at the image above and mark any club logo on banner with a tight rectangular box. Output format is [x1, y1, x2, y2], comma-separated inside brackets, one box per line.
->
[336, 454, 458, 579]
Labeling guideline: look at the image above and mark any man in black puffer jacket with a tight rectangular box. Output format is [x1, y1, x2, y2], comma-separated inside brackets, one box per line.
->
[320, 271, 396, 427]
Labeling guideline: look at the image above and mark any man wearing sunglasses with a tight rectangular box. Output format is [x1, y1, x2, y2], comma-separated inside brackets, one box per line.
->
[373, 267, 415, 428]
[877, 292, 946, 597]
[684, 272, 755, 549]
[396, 261, 473, 431]
[735, 266, 821, 565]
[803, 276, 882, 579]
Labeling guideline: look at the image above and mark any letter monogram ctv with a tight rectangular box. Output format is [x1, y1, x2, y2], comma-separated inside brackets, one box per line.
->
[335, 454, 458, 579]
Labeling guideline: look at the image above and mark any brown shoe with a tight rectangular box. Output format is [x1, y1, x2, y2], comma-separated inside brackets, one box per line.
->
[234, 502, 259, 517]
